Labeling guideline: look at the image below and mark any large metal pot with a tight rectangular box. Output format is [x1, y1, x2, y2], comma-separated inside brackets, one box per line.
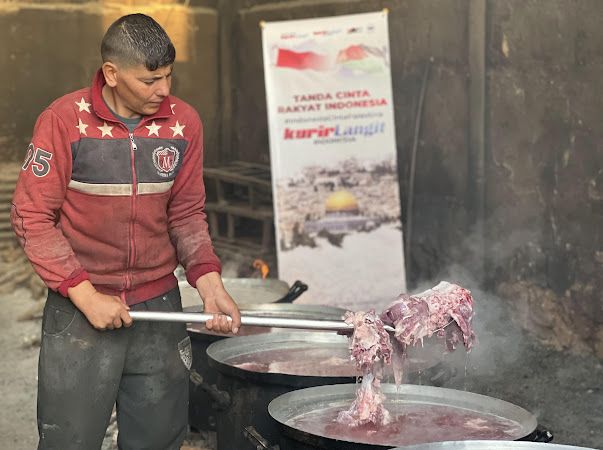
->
[187, 303, 345, 434]
[205, 331, 358, 450]
[183, 275, 306, 432]
[268, 384, 551, 449]
[395, 442, 595, 450]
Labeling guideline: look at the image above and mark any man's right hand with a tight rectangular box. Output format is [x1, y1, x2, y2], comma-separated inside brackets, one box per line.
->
[67, 280, 133, 330]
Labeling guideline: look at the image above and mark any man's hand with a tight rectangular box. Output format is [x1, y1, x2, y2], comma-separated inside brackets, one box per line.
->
[196, 272, 241, 334]
[68, 280, 133, 330]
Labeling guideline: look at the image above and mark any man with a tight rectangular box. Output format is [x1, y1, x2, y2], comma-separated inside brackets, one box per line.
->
[11, 14, 241, 450]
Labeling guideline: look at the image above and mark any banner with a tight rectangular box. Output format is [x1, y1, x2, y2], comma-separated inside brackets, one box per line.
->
[262, 11, 406, 310]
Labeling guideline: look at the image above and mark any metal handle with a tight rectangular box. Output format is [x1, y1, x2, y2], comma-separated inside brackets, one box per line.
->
[274, 280, 308, 303]
[129, 310, 395, 333]
[242, 426, 279, 450]
[523, 428, 553, 443]
[189, 370, 231, 411]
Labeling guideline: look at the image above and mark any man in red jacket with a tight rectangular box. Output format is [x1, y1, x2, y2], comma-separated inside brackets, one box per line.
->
[11, 13, 240, 449]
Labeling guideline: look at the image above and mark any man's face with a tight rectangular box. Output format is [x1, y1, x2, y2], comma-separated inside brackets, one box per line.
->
[111, 64, 173, 117]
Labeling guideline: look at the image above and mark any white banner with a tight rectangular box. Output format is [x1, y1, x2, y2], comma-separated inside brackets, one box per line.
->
[262, 11, 406, 310]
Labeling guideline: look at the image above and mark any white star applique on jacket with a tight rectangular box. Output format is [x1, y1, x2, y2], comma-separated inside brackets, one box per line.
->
[98, 122, 114, 138]
[146, 121, 161, 136]
[170, 121, 185, 137]
[76, 118, 88, 135]
[75, 97, 91, 113]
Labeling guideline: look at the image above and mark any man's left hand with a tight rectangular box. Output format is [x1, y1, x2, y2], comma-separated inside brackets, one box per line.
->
[195, 272, 241, 334]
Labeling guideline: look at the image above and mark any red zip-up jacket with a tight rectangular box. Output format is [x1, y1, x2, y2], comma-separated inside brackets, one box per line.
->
[11, 69, 221, 305]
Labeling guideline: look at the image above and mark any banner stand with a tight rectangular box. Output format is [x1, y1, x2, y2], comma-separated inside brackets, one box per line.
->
[261, 11, 406, 310]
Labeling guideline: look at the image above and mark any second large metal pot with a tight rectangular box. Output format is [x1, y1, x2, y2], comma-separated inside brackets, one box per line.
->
[268, 384, 544, 449]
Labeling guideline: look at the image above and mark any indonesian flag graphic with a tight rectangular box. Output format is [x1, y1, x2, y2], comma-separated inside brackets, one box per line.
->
[274, 44, 386, 73]
[275, 48, 331, 71]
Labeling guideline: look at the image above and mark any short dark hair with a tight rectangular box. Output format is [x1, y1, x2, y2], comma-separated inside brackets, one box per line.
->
[101, 14, 176, 71]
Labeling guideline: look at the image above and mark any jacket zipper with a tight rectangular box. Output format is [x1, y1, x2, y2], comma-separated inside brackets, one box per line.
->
[126, 132, 138, 291]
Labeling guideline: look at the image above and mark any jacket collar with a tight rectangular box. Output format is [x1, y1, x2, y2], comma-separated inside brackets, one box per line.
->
[90, 68, 172, 125]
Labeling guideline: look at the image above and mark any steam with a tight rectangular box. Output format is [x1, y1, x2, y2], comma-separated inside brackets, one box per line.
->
[407, 263, 525, 386]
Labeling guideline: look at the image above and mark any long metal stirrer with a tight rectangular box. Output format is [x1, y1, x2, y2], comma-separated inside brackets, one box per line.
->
[129, 311, 396, 333]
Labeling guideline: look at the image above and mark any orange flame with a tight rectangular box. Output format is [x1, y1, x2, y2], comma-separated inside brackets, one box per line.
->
[252, 259, 270, 279]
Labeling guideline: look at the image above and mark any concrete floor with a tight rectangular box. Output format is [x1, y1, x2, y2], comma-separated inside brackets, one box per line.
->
[0, 288, 41, 450]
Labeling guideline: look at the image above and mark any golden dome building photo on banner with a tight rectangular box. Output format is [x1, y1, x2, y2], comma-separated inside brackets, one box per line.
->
[304, 190, 375, 234]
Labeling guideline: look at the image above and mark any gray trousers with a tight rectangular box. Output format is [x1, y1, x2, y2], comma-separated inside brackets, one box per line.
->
[37, 287, 192, 450]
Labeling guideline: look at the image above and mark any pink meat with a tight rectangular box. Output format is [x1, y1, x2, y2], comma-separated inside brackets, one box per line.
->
[336, 373, 391, 427]
[339, 281, 476, 428]
[381, 281, 476, 350]
[343, 310, 392, 371]
[337, 310, 393, 427]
